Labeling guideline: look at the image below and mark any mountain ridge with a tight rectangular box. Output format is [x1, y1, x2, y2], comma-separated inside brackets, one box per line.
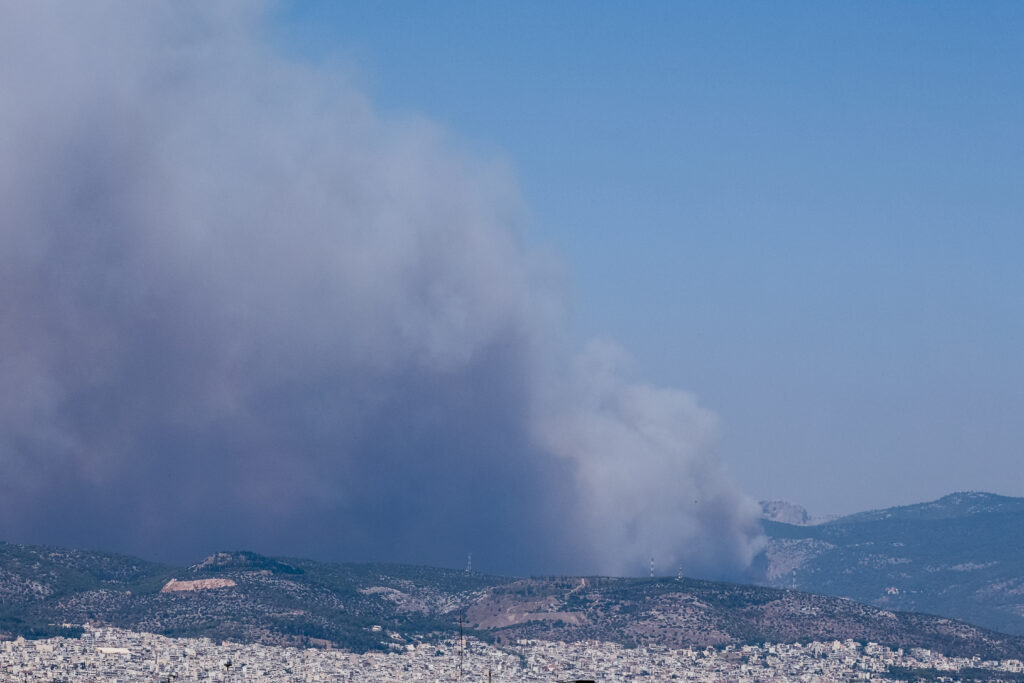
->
[756, 491, 1024, 637]
[4, 540, 1024, 659]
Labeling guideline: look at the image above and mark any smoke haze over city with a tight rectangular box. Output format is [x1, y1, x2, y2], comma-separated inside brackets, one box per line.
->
[0, 2, 763, 577]
[4, 0, 1024, 579]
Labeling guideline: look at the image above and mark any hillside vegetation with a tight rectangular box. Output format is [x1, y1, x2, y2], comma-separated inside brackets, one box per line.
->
[3, 539, 1024, 659]
[756, 492, 1024, 636]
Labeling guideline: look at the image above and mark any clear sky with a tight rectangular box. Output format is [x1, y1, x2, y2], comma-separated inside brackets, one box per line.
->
[271, 1, 1024, 516]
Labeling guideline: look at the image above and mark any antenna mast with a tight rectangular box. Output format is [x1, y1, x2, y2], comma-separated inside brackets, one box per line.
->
[458, 612, 465, 680]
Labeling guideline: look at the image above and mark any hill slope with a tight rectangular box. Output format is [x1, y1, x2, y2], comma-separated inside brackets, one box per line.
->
[756, 491, 1024, 636]
[4, 540, 1024, 659]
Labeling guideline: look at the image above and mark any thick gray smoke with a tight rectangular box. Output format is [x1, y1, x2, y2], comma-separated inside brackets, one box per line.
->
[0, 2, 762, 576]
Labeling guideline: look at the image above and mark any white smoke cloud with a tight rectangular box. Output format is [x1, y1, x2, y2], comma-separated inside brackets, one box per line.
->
[0, 1, 762, 576]
[539, 341, 764, 575]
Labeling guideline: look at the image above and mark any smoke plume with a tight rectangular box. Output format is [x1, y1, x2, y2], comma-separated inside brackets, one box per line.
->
[0, 2, 762, 576]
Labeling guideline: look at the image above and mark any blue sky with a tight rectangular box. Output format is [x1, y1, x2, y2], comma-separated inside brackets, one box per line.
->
[269, 2, 1024, 516]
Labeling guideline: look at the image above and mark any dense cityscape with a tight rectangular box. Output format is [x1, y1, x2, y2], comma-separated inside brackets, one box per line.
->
[3, 626, 1024, 682]
[3, 3, 1024, 682]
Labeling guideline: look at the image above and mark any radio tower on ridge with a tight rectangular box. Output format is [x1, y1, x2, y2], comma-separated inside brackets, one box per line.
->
[466, 552, 472, 574]
[650, 556, 654, 578]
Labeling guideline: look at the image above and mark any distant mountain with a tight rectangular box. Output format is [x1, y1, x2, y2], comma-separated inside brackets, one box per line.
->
[759, 500, 839, 526]
[3, 541, 1024, 659]
[760, 500, 812, 525]
[755, 491, 1024, 637]
[833, 491, 1024, 524]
